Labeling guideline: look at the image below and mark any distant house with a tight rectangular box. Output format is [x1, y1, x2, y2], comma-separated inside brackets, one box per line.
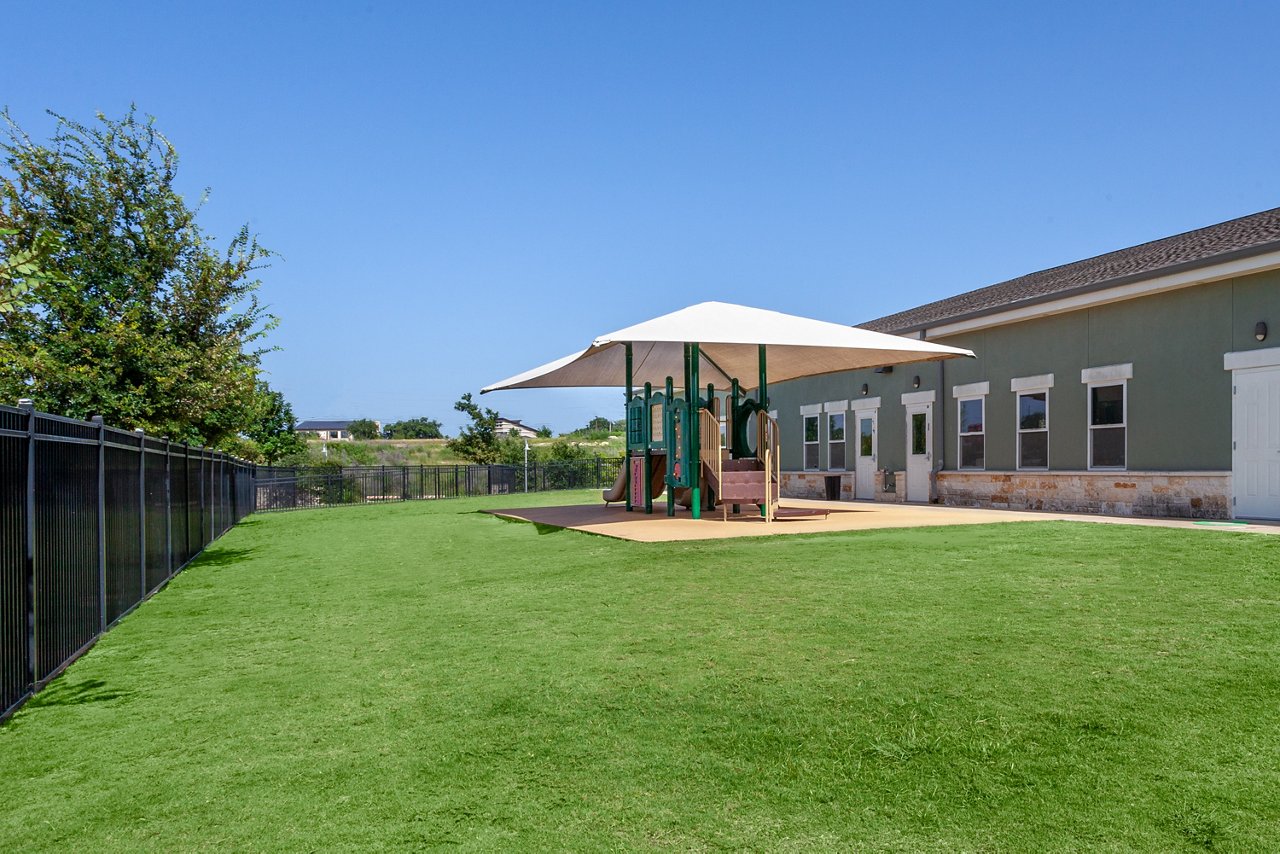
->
[495, 417, 538, 439]
[296, 419, 381, 441]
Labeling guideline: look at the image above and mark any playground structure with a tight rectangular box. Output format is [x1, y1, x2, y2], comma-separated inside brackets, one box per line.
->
[600, 344, 787, 520]
[599, 343, 788, 522]
[485, 302, 974, 522]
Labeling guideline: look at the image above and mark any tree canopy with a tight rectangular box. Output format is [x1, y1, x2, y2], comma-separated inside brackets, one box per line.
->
[0, 107, 280, 449]
[346, 419, 380, 440]
[384, 417, 444, 439]
[448, 393, 503, 463]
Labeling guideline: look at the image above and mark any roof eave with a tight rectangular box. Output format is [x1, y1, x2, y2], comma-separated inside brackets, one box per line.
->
[868, 238, 1280, 337]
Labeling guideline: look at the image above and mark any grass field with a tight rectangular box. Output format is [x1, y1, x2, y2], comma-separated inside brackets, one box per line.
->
[2, 492, 1278, 851]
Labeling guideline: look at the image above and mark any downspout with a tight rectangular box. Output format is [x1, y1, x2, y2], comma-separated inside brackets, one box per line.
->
[935, 328, 946, 503]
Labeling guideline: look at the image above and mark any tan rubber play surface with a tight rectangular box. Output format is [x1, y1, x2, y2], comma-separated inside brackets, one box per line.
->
[486, 498, 1280, 542]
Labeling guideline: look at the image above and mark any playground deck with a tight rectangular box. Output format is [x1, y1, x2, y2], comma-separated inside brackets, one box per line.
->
[487, 498, 1280, 542]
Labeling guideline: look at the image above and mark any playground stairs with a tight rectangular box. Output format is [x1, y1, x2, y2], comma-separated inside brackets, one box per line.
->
[711, 458, 772, 505]
[706, 457, 828, 521]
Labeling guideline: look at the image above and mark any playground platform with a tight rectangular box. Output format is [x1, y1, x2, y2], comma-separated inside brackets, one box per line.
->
[486, 499, 1280, 543]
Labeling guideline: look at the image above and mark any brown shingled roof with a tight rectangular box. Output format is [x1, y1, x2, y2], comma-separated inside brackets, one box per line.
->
[861, 206, 1280, 334]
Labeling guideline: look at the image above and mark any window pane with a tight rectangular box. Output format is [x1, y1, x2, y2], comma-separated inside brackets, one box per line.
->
[829, 443, 845, 470]
[911, 413, 927, 455]
[1092, 426, 1125, 467]
[828, 413, 845, 441]
[1019, 392, 1047, 430]
[1091, 385, 1124, 426]
[1019, 431, 1048, 468]
[959, 398, 983, 434]
[804, 444, 819, 469]
[804, 415, 818, 442]
[860, 418, 873, 456]
[960, 434, 984, 468]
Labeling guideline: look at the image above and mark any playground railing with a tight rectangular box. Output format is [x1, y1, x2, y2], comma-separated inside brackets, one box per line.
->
[756, 413, 781, 523]
[699, 409, 722, 494]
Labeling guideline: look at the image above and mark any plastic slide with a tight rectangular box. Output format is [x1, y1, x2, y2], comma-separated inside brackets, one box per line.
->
[602, 456, 667, 504]
[602, 465, 627, 504]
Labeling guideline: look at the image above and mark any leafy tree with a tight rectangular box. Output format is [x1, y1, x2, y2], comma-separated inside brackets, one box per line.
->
[0, 226, 63, 312]
[587, 416, 612, 432]
[0, 107, 275, 447]
[242, 381, 306, 463]
[448, 392, 503, 463]
[535, 424, 553, 438]
[347, 418, 380, 440]
[543, 438, 588, 462]
[384, 416, 443, 439]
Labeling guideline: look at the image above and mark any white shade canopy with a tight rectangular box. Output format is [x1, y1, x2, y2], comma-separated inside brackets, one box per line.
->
[482, 301, 974, 393]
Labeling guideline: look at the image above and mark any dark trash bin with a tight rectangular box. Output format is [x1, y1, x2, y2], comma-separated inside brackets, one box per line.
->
[824, 475, 841, 501]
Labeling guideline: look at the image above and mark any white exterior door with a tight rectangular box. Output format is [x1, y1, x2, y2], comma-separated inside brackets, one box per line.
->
[854, 410, 877, 498]
[905, 403, 932, 503]
[1233, 365, 1280, 519]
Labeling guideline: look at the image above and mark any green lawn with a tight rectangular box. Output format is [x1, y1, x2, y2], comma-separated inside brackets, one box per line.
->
[2, 493, 1278, 851]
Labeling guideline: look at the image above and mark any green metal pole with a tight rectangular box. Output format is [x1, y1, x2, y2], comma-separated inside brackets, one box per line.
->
[759, 344, 768, 518]
[758, 344, 768, 410]
[730, 378, 741, 458]
[643, 382, 653, 514]
[624, 342, 633, 512]
[689, 342, 701, 520]
[665, 376, 676, 517]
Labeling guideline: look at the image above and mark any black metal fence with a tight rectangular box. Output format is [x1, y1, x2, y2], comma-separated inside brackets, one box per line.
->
[0, 413, 624, 722]
[254, 458, 624, 511]
[0, 402, 255, 722]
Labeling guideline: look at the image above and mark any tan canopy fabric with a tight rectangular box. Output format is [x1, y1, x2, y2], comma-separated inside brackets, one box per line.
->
[482, 301, 973, 393]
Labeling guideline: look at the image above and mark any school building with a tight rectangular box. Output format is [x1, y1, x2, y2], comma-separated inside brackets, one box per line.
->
[770, 207, 1280, 520]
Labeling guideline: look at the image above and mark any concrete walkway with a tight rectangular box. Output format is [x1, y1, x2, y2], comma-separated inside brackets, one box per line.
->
[487, 498, 1280, 543]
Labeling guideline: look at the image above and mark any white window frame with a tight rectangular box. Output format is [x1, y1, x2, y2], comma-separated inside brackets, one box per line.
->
[1082, 364, 1131, 471]
[1016, 389, 1050, 470]
[1087, 381, 1127, 470]
[956, 396, 985, 470]
[952, 382, 988, 471]
[801, 404, 821, 471]
[827, 411, 846, 471]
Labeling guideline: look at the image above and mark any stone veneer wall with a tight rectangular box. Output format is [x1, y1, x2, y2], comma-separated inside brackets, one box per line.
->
[781, 471, 854, 500]
[935, 471, 1231, 519]
[780, 471, 910, 503]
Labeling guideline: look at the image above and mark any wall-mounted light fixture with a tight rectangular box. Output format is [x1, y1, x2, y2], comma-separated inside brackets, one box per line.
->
[912, 375, 921, 389]
[860, 383, 869, 396]
[1256, 321, 1268, 342]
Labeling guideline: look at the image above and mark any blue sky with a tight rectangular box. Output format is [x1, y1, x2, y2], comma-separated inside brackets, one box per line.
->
[8, 1, 1280, 433]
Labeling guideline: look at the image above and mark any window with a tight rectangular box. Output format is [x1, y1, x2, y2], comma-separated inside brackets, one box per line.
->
[911, 412, 928, 456]
[957, 397, 984, 469]
[859, 416, 874, 459]
[1089, 383, 1126, 468]
[803, 414, 819, 470]
[1017, 391, 1048, 469]
[828, 412, 846, 470]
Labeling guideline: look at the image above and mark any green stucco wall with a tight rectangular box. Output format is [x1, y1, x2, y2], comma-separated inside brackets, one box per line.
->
[771, 269, 1278, 474]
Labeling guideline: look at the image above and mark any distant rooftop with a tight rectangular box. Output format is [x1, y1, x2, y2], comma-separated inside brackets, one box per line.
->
[297, 420, 355, 431]
[861, 206, 1280, 334]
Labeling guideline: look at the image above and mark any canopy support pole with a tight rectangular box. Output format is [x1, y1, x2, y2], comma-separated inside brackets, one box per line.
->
[643, 382, 653, 514]
[687, 343, 701, 519]
[624, 343, 633, 512]
[759, 344, 768, 518]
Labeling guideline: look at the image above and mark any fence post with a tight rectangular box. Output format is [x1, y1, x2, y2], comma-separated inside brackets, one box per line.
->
[19, 399, 37, 692]
[91, 415, 106, 632]
[135, 429, 146, 603]
[164, 438, 173, 580]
